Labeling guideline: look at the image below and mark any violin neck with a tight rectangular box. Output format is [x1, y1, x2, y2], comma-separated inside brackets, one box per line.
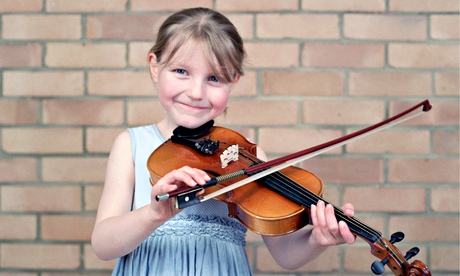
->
[262, 172, 381, 243]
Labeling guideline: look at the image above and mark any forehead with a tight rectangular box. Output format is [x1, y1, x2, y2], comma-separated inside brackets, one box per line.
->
[165, 38, 224, 72]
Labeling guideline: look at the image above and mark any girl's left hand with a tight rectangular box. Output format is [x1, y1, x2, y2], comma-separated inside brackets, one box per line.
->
[310, 200, 356, 246]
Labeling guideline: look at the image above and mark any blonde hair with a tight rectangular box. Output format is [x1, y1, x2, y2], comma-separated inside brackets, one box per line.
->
[149, 7, 245, 83]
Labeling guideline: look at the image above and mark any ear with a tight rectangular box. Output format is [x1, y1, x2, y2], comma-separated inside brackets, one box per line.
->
[229, 74, 241, 92]
[148, 52, 159, 83]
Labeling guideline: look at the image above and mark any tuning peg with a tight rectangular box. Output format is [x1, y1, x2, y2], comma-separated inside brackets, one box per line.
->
[371, 232, 405, 275]
[371, 257, 388, 275]
[389, 231, 405, 244]
[404, 247, 420, 261]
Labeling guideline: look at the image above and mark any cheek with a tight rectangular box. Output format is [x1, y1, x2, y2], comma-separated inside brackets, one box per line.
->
[209, 90, 230, 113]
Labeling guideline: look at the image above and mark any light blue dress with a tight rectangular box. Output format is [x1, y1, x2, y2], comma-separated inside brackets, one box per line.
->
[112, 124, 252, 276]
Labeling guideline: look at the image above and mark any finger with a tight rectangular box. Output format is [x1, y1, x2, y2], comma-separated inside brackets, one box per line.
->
[314, 200, 327, 228]
[342, 203, 355, 217]
[176, 166, 211, 186]
[324, 204, 341, 238]
[339, 220, 356, 244]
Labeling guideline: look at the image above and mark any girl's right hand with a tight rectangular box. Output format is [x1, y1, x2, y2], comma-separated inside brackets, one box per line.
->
[150, 166, 211, 221]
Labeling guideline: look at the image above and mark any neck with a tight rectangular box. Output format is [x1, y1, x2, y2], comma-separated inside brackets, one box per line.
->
[156, 119, 178, 140]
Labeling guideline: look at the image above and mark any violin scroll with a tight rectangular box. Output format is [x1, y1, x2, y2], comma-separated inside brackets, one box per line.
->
[369, 232, 431, 276]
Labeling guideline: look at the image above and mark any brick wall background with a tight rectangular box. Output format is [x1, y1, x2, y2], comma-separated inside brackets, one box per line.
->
[0, 0, 458, 275]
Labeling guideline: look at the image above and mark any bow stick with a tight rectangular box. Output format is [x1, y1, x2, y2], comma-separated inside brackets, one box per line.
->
[157, 100, 432, 208]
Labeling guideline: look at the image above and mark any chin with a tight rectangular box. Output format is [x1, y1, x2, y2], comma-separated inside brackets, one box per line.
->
[177, 118, 210, 130]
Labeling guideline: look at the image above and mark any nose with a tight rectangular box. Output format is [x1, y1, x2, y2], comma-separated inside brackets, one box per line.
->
[186, 79, 205, 100]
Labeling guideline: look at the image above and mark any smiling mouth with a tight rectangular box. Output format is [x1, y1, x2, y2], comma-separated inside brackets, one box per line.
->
[176, 101, 210, 111]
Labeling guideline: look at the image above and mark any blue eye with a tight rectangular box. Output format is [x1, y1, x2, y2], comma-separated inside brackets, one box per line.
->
[209, 76, 219, 83]
[175, 69, 186, 75]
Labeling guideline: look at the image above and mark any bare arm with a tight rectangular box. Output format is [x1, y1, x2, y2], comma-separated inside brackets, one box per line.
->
[91, 131, 210, 260]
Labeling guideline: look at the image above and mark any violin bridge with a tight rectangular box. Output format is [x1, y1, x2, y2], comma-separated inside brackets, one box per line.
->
[220, 144, 239, 168]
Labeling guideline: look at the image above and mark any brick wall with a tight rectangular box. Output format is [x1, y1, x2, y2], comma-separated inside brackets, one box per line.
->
[0, 0, 458, 275]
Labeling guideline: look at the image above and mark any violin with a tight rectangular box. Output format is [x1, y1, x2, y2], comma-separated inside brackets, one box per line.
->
[147, 100, 432, 276]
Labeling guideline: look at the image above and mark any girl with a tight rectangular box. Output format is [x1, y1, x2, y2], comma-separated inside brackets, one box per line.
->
[92, 7, 355, 275]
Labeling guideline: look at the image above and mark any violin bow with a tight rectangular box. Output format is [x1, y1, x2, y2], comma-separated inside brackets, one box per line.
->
[163, 99, 432, 208]
[167, 99, 433, 276]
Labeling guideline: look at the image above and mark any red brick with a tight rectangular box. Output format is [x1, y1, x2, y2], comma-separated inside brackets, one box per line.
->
[43, 99, 124, 125]
[301, 158, 383, 184]
[2, 128, 83, 154]
[435, 72, 459, 96]
[218, 100, 298, 126]
[343, 187, 427, 212]
[42, 157, 107, 183]
[346, 129, 430, 155]
[1, 186, 81, 212]
[86, 127, 125, 153]
[302, 100, 385, 125]
[431, 15, 460, 40]
[0, 158, 37, 182]
[0, 244, 80, 269]
[0, 43, 41, 68]
[349, 72, 431, 97]
[128, 42, 153, 67]
[3, 15, 81, 40]
[88, 71, 153, 96]
[301, 0, 385, 11]
[390, 101, 459, 126]
[0, 215, 36, 240]
[431, 188, 459, 213]
[390, 0, 459, 12]
[3, 71, 84, 97]
[344, 14, 426, 40]
[262, 71, 344, 96]
[0, 99, 39, 125]
[258, 127, 342, 155]
[389, 43, 459, 68]
[245, 42, 299, 68]
[85, 185, 103, 211]
[257, 14, 339, 39]
[0, 0, 42, 12]
[42, 215, 95, 241]
[216, 0, 298, 11]
[131, 0, 212, 11]
[430, 246, 460, 271]
[389, 216, 459, 242]
[257, 244, 340, 272]
[46, 43, 126, 68]
[230, 70, 257, 97]
[302, 43, 385, 68]
[389, 158, 459, 183]
[127, 100, 166, 126]
[433, 130, 459, 155]
[47, 0, 126, 12]
[224, 14, 254, 40]
[87, 14, 166, 40]
[0, 273, 37, 276]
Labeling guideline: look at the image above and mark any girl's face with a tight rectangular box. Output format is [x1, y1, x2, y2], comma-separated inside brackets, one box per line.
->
[149, 42, 239, 131]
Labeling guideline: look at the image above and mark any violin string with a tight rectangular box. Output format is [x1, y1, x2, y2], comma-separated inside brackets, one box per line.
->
[238, 149, 381, 242]
[264, 172, 381, 242]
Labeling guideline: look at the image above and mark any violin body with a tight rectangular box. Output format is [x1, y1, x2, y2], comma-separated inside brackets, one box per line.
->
[147, 126, 323, 235]
[147, 110, 433, 276]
